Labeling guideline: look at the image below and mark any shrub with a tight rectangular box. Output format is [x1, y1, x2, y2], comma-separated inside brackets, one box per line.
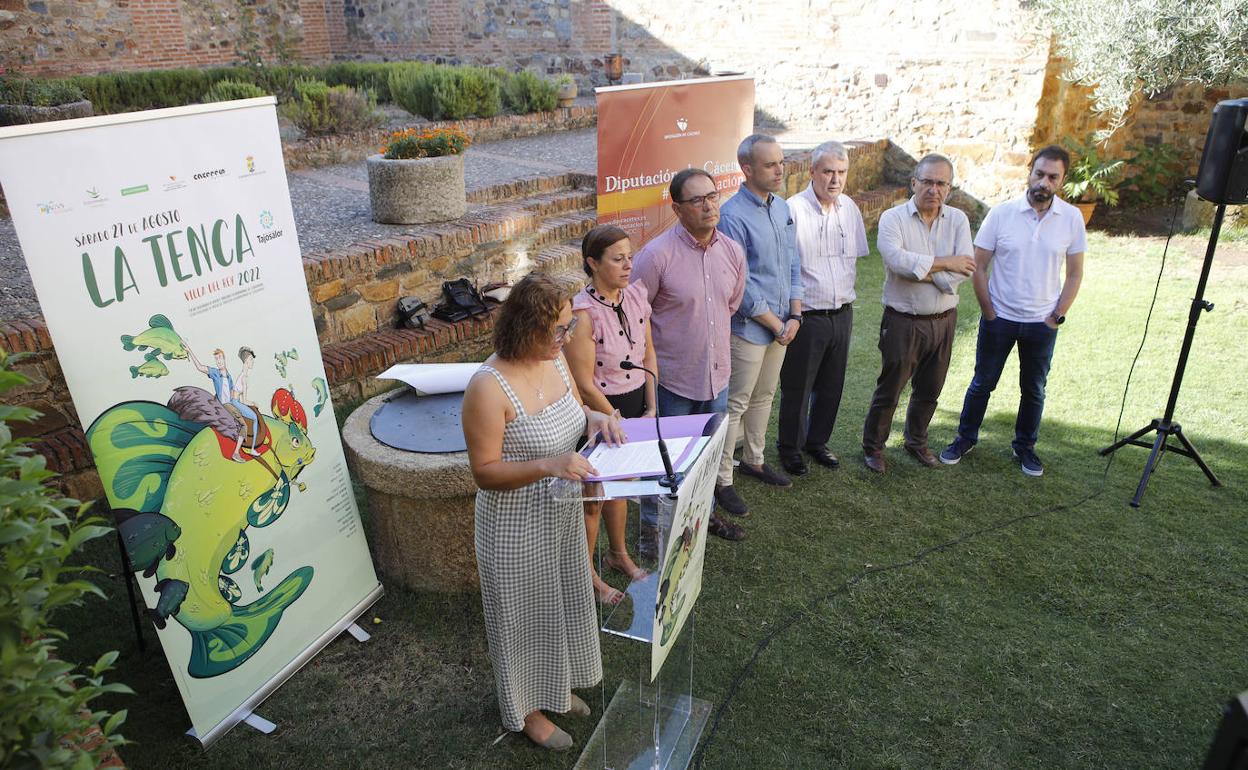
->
[0, 350, 132, 768]
[501, 70, 558, 114]
[458, 66, 502, 118]
[0, 77, 85, 107]
[281, 79, 380, 136]
[388, 62, 436, 118]
[321, 62, 397, 103]
[390, 64, 501, 120]
[1122, 142, 1183, 205]
[204, 79, 268, 103]
[381, 127, 471, 159]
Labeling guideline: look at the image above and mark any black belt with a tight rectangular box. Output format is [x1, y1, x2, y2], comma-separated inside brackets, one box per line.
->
[885, 306, 954, 321]
[803, 304, 852, 317]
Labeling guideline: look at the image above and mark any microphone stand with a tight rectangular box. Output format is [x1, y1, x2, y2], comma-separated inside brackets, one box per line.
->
[619, 361, 680, 493]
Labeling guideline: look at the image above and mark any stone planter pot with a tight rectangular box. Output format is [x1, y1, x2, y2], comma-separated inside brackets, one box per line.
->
[367, 152, 467, 225]
[1074, 201, 1096, 226]
[0, 99, 93, 127]
[557, 81, 578, 108]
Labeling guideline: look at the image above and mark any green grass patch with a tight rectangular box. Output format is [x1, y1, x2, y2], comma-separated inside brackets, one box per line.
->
[55, 229, 1248, 768]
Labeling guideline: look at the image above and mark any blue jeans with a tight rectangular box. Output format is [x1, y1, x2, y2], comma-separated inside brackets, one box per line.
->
[955, 316, 1058, 450]
[655, 383, 728, 417]
[640, 384, 728, 525]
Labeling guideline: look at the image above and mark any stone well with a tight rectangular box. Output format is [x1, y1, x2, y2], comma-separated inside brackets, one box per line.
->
[343, 392, 478, 592]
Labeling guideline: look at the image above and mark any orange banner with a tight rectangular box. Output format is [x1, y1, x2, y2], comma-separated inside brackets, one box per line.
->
[595, 76, 755, 247]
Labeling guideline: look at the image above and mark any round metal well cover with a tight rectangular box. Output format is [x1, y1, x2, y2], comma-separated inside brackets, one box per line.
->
[369, 389, 465, 453]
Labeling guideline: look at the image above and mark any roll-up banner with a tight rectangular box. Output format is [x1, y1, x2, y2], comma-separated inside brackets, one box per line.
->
[0, 98, 383, 747]
[595, 75, 755, 248]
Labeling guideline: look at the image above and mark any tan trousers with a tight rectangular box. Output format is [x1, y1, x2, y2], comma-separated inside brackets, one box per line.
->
[718, 335, 787, 486]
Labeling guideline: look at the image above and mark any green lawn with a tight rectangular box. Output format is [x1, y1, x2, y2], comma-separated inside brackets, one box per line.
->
[57, 228, 1248, 769]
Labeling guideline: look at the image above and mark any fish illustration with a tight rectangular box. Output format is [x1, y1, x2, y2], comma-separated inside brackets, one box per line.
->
[656, 516, 703, 646]
[114, 508, 181, 578]
[252, 549, 274, 592]
[274, 348, 299, 378]
[121, 314, 187, 360]
[87, 386, 316, 677]
[149, 578, 189, 630]
[312, 377, 329, 417]
[130, 354, 170, 379]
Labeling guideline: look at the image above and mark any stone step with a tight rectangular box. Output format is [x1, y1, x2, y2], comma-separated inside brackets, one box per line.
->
[466, 172, 595, 206]
[531, 243, 583, 274]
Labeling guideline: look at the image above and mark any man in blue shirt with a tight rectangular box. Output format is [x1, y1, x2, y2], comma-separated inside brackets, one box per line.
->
[714, 134, 804, 518]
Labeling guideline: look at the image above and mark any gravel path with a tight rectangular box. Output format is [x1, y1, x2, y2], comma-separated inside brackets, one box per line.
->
[0, 128, 598, 322]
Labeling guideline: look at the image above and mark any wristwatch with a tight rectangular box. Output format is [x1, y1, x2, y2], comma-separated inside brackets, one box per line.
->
[1049, 312, 1066, 325]
[786, 313, 803, 324]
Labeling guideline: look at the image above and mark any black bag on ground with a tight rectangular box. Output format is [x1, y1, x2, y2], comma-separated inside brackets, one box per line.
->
[431, 279, 488, 322]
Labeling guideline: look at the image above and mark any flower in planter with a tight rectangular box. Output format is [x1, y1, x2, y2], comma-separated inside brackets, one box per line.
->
[381, 127, 471, 160]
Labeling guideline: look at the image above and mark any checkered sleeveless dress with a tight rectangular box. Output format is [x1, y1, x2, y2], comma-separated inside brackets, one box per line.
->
[474, 358, 603, 731]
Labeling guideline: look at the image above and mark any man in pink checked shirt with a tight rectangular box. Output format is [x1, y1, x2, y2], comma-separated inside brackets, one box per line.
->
[632, 167, 749, 542]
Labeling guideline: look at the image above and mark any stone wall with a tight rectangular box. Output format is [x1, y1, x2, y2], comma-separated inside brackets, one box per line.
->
[1033, 56, 1248, 183]
[5, 0, 1241, 202]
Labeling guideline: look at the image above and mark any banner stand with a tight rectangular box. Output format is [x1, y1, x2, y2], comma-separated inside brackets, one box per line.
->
[114, 529, 148, 653]
[0, 100, 386, 746]
[186, 582, 383, 747]
[185, 619, 370, 741]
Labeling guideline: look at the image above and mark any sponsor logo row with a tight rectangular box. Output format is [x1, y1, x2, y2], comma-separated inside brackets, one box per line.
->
[39, 155, 263, 214]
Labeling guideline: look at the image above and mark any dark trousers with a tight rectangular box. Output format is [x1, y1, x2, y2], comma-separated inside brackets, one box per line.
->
[863, 307, 957, 453]
[955, 316, 1059, 450]
[777, 308, 852, 458]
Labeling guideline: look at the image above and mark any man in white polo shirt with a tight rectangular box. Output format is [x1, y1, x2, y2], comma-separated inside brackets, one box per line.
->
[939, 145, 1086, 476]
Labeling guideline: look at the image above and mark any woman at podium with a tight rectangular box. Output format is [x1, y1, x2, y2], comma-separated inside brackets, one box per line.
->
[565, 225, 655, 603]
[462, 272, 625, 750]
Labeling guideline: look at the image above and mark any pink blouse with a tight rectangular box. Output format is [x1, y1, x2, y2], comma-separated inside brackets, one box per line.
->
[571, 282, 651, 396]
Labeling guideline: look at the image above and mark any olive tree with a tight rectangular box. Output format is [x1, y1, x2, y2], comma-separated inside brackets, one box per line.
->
[1039, 0, 1248, 134]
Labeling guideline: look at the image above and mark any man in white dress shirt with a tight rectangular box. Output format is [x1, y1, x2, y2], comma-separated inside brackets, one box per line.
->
[940, 145, 1086, 477]
[776, 141, 870, 476]
[862, 153, 976, 473]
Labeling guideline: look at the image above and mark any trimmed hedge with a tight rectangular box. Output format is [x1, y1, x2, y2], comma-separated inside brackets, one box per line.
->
[0, 77, 85, 107]
[10, 62, 564, 120]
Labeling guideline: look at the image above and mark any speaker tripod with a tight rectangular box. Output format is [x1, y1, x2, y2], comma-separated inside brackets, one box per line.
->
[1099, 202, 1226, 507]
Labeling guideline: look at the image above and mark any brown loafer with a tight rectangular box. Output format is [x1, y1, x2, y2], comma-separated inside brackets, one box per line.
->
[708, 512, 746, 541]
[905, 445, 939, 467]
[863, 451, 886, 474]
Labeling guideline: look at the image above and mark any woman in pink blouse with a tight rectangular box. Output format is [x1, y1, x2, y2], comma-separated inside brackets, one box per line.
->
[564, 225, 657, 603]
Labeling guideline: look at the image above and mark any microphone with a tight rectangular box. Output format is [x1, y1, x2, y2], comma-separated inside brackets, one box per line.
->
[619, 361, 679, 493]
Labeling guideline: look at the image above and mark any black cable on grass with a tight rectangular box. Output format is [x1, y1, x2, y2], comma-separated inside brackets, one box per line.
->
[692, 194, 1186, 768]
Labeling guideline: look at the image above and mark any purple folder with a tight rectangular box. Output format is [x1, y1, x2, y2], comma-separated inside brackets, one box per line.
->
[582, 413, 717, 481]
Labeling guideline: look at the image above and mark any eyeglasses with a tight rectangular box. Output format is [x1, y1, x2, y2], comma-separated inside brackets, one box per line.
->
[914, 177, 951, 190]
[676, 191, 720, 207]
[554, 315, 578, 343]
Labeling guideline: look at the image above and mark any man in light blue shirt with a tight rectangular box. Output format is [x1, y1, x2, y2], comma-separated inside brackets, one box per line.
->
[713, 134, 804, 518]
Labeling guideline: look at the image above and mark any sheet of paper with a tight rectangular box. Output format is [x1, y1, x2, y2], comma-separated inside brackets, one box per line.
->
[376, 362, 481, 395]
[674, 437, 710, 473]
[585, 437, 694, 481]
